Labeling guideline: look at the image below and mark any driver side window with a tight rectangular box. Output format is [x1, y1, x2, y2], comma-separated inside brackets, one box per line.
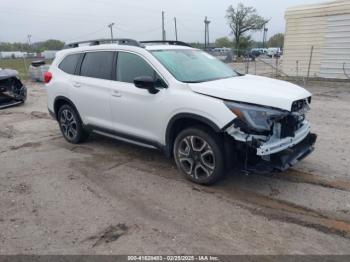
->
[117, 52, 160, 84]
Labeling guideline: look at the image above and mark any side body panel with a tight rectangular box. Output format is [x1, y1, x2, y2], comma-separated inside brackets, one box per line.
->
[47, 45, 236, 148]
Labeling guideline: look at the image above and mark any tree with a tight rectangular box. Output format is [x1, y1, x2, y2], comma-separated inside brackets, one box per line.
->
[31, 40, 65, 52]
[238, 36, 254, 51]
[226, 3, 269, 55]
[267, 33, 284, 48]
[189, 42, 203, 49]
[0, 39, 65, 53]
[215, 37, 232, 48]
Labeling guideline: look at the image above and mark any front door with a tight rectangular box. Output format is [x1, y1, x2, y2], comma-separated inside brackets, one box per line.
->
[109, 51, 167, 143]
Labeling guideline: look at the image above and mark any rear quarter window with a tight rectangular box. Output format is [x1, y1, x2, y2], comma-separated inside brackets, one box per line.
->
[80, 51, 115, 80]
[58, 53, 81, 75]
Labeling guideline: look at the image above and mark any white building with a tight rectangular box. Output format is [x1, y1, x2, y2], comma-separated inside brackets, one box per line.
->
[282, 0, 350, 79]
[0, 51, 27, 59]
[41, 50, 58, 60]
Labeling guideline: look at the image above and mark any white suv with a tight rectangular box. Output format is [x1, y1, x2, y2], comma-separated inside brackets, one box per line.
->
[46, 39, 317, 185]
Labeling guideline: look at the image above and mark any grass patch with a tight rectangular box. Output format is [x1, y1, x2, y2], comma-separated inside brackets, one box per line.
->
[0, 58, 52, 80]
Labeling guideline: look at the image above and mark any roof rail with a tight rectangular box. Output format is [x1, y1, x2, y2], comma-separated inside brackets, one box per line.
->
[140, 40, 192, 47]
[64, 38, 143, 49]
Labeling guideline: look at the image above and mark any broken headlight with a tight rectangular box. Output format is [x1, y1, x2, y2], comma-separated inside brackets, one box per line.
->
[224, 101, 288, 132]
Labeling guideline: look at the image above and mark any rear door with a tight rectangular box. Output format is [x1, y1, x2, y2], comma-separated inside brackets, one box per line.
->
[69, 51, 116, 129]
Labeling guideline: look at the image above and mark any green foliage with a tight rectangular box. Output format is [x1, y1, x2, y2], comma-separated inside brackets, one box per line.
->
[0, 42, 30, 52]
[232, 36, 254, 56]
[267, 33, 284, 48]
[189, 42, 204, 49]
[251, 41, 264, 48]
[226, 3, 269, 55]
[0, 39, 65, 52]
[238, 36, 253, 50]
[215, 37, 233, 48]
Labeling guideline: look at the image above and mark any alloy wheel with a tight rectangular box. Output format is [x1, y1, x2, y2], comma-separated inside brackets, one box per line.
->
[177, 136, 216, 179]
[60, 109, 77, 140]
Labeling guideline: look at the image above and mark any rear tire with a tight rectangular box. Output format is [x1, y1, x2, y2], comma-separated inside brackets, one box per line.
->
[173, 127, 225, 185]
[58, 104, 89, 144]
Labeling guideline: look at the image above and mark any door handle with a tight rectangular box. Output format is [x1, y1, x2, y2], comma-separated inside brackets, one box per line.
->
[73, 82, 81, 88]
[112, 90, 122, 97]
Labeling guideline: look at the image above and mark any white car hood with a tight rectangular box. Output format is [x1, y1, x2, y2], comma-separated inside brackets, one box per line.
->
[189, 75, 312, 111]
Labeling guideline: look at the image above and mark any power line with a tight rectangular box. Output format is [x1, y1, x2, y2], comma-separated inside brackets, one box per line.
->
[0, 5, 231, 44]
[64, 26, 107, 43]
[115, 25, 162, 34]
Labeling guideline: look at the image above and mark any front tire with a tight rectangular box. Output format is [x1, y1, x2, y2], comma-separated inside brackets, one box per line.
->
[58, 104, 89, 144]
[173, 127, 225, 185]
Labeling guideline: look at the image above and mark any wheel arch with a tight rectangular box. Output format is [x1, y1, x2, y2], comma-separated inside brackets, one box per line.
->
[53, 96, 81, 121]
[164, 113, 223, 158]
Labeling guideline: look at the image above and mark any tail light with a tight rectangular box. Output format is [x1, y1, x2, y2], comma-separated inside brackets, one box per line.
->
[44, 71, 52, 83]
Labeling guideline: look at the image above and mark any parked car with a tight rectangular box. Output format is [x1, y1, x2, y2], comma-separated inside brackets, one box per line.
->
[46, 39, 317, 185]
[267, 47, 282, 58]
[250, 48, 263, 57]
[242, 50, 257, 61]
[28, 60, 50, 82]
[213, 47, 232, 53]
[0, 68, 27, 109]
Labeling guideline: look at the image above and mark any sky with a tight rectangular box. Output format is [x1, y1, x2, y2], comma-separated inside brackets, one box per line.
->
[0, 0, 326, 44]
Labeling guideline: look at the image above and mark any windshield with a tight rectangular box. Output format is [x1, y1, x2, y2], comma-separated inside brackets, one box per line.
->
[151, 49, 239, 83]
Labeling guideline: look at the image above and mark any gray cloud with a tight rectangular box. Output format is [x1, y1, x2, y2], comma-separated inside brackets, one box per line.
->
[0, 0, 324, 43]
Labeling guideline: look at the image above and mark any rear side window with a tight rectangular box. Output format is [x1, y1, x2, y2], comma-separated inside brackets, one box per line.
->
[58, 54, 80, 74]
[80, 51, 114, 80]
[117, 52, 156, 83]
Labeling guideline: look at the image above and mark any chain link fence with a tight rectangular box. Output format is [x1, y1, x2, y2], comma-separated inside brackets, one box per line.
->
[207, 48, 350, 82]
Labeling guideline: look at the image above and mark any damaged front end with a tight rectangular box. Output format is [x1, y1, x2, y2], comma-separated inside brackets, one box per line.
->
[0, 69, 27, 109]
[225, 98, 317, 173]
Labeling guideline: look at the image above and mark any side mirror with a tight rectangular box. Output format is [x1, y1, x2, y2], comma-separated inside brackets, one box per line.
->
[134, 76, 159, 94]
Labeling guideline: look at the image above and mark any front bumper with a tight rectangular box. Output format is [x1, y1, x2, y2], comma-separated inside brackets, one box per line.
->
[257, 121, 310, 156]
[268, 133, 317, 171]
[242, 133, 317, 173]
[0, 73, 27, 109]
[226, 120, 317, 172]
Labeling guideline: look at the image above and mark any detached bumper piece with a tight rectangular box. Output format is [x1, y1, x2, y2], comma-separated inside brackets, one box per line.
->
[0, 95, 25, 109]
[270, 133, 317, 171]
[247, 133, 317, 173]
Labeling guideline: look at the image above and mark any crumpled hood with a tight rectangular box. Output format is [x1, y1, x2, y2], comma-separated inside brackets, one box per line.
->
[0, 69, 19, 81]
[189, 74, 312, 111]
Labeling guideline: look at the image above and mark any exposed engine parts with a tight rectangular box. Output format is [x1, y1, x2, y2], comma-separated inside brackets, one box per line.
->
[0, 69, 27, 109]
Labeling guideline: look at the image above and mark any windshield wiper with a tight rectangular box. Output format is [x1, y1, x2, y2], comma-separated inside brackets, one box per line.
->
[183, 80, 203, 83]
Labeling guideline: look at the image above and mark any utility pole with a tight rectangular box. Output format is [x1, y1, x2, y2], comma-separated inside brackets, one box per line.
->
[108, 23, 115, 41]
[162, 11, 166, 41]
[174, 17, 178, 41]
[204, 17, 211, 49]
[27, 34, 32, 47]
[263, 26, 268, 48]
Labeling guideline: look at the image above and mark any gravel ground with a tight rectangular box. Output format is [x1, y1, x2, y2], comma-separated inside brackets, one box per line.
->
[0, 78, 350, 255]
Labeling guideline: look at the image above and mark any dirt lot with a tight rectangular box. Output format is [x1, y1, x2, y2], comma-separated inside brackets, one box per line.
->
[1, 79, 350, 255]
